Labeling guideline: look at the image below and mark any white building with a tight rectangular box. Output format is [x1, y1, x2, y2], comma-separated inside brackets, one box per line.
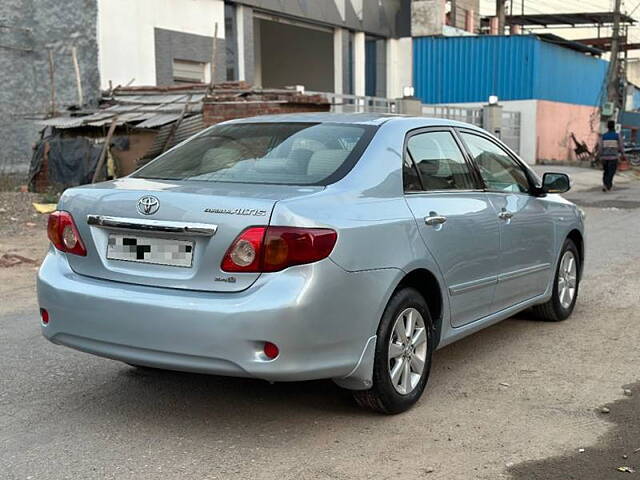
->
[97, 0, 415, 99]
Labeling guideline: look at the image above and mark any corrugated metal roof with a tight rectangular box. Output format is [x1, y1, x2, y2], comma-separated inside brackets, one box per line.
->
[146, 114, 206, 158]
[38, 116, 86, 128]
[37, 92, 204, 129]
[136, 113, 183, 128]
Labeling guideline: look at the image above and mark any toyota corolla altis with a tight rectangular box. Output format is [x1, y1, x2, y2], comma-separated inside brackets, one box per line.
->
[38, 113, 584, 413]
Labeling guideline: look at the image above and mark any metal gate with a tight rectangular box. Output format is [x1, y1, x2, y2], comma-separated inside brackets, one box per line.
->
[500, 111, 521, 154]
[423, 105, 521, 155]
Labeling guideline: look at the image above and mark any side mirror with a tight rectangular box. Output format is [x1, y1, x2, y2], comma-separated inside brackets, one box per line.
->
[541, 172, 571, 194]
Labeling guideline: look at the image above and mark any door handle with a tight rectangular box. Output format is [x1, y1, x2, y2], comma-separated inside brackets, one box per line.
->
[498, 210, 514, 220]
[425, 215, 448, 226]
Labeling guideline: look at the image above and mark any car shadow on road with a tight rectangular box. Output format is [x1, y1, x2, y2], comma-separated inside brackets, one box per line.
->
[35, 307, 566, 443]
[54, 309, 552, 425]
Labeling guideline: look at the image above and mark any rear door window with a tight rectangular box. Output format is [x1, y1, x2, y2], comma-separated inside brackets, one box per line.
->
[404, 131, 476, 191]
[134, 122, 375, 186]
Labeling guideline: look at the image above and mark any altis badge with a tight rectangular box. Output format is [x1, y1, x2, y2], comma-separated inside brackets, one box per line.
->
[204, 208, 267, 216]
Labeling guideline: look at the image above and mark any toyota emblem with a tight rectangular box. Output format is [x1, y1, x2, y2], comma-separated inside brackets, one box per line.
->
[137, 195, 160, 215]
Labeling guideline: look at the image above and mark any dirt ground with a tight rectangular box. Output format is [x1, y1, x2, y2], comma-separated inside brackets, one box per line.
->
[0, 191, 49, 307]
[1, 169, 640, 479]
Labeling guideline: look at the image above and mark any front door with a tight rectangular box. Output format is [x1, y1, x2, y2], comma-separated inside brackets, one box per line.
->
[459, 131, 555, 312]
[403, 128, 501, 327]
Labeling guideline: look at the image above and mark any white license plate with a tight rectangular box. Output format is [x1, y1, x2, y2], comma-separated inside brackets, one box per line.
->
[106, 233, 194, 267]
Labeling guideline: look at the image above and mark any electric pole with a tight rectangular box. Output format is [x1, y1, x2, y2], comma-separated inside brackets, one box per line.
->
[605, 0, 623, 112]
[497, 0, 506, 35]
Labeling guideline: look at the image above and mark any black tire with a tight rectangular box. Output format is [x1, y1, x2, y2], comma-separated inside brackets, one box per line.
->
[353, 287, 434, 414]
[532, 239, 581, 322]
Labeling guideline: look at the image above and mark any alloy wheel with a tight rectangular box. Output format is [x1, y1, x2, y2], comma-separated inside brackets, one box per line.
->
[388, 308, 428, 395]
[557, 250, 578, 309]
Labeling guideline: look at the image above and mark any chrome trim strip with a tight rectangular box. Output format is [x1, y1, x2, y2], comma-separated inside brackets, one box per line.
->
[498, 263, 551, 282]
[449, 275, 498, 296]
[404, 189, 485, 195]
[87, 215, 217, 236]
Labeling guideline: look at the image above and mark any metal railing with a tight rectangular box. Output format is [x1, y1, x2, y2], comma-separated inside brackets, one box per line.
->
[306, 91, 399, 114]
[422, 105, 483, 127]
[308, 92, 522, 155]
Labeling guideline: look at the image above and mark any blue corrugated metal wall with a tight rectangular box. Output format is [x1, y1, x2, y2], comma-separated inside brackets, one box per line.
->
[413, 36, 608, 106]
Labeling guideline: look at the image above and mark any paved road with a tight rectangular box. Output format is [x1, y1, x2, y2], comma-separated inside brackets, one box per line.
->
[2, 175, 640, 480]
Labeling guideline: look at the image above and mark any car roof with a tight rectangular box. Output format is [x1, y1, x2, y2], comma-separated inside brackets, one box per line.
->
[223, 112, 483, 130]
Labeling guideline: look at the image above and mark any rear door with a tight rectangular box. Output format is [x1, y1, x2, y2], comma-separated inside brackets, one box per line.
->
[458, 130, 555, 311]
[403, 128, 501, 327]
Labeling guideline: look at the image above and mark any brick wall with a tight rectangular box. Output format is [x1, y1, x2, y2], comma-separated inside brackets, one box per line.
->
[203, 91, 331, 126]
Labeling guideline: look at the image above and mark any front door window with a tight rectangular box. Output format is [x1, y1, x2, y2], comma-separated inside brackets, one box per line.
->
[460, 133, 529, 193]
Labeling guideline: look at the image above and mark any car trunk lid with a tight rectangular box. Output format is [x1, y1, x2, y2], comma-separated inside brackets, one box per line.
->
[61, 178, 323, 292]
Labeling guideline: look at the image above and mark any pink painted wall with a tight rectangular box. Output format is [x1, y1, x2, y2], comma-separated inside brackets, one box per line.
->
[536, 100, 600, 163]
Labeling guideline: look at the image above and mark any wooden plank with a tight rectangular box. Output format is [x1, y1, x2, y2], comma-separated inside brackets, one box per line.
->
[92, 118, 118, 183]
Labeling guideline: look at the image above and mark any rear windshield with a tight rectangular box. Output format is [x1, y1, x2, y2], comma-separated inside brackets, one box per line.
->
[133, 122, 375, 185]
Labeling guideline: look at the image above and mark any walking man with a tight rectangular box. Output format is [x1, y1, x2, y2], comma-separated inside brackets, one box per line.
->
[598, 120, 626, 192]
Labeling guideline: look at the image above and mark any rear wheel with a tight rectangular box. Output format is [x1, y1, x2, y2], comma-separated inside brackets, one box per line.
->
[353, 287, 433, 414]
[532, 239, 580, 321]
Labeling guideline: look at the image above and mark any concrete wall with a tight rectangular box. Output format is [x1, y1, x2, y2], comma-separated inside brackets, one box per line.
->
[386, 37, 413, 99]
[226, 0, 409, 38]
[97, 0, 225, 89]
[536, 100, 599, 164]
[411, 0, 444, 37]
[0, 0, 100, 175]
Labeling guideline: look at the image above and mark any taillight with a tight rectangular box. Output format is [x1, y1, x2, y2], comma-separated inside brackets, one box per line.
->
[221, 226, 337, 273]
[47, 211, 87, 256]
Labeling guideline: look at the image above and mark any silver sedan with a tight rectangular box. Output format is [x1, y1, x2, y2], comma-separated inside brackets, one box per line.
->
[38, 113, 584, 413]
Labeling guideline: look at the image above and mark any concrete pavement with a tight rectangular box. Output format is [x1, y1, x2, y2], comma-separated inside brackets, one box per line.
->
[1, 172, 640, 479]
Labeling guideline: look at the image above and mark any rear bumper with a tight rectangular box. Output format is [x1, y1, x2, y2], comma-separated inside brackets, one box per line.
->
[37, 249, 398, 384]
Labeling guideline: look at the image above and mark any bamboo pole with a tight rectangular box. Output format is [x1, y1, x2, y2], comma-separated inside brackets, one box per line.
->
[209, 22, 219, 91]
[71, 46, 83, 106]
[47, 49, 56, 117]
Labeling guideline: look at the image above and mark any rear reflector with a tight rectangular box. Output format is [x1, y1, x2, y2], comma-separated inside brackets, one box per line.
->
[263, 342, 279, 360]
[40, 308, 49, 325]
[221, 226, 337, 273]
[47, 211, 87, 256]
